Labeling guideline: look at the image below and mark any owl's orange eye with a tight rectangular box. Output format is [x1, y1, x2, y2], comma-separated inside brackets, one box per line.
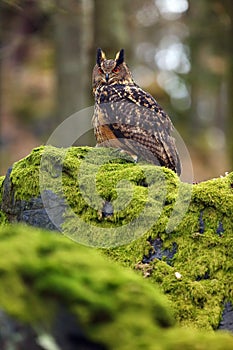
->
[113, 66, 120, 73]
[98, 68, 103, 74]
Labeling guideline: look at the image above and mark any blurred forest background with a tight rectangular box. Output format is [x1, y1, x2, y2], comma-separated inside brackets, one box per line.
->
[0, 0, 233, 181]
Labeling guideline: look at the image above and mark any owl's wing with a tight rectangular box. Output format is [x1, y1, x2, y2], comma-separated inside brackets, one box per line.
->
[95, 84, 181, 174]
[112, 84, 173, 132]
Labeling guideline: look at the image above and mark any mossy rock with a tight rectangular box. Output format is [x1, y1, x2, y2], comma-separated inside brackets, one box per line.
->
[1, 146, 233, 331]
[0, 176, 8, 226]
[0, 176, 5, 200]
[0, 211, 8, 226]
[0, 224, 233, 349]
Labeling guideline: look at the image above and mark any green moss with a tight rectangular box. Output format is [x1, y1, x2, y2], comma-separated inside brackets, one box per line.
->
[0, 224, 173, 347]
[10, 145, 179, 228]
[192, 173, 233, 216]
[0, 224, 233, 349]
[105, 172, 233, 330]
[61, 147, 180, 247]
[0, 175, 5, 202]
[0, 211, 8, 226]
[0, 176, 8, 226]
[10, 147, 45, 200]
[34, 146, 179, 246]
[5, 146, 233, 331]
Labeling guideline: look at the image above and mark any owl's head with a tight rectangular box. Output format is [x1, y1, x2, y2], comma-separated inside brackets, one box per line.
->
[92, 48, 134, 93]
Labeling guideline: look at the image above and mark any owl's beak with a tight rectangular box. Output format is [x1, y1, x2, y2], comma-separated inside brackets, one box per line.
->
[105, 73, 109, 82]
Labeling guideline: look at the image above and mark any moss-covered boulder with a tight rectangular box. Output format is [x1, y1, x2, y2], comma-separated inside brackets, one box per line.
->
[0, 146, 233, 332]
[0, 224, 233, 350]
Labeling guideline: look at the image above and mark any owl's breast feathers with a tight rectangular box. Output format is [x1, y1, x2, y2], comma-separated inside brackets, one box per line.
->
[93, 83, 181, 175]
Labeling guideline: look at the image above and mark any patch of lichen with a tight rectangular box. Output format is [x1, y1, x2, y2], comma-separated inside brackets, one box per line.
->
[0, 224, 233, 349]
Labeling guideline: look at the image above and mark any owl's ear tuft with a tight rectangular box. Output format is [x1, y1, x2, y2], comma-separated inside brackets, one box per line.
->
[97, 48, 106, 66]
[115, 49, 124, 65]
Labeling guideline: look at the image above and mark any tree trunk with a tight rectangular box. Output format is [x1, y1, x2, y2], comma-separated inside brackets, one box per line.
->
[53, 0, 93, 122]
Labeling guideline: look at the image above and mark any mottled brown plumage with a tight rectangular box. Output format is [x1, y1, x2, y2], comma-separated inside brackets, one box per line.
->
[92, 48, 181, 175]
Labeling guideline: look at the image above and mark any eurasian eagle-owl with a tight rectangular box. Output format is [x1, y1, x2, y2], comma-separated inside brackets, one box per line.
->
[92, 48, 181, 175]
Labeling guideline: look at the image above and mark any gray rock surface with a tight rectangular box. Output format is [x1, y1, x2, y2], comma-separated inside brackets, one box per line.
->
[1, 168, 66, 231]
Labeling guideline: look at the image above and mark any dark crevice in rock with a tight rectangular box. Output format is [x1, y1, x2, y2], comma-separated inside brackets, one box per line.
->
[138, 179, 148, 187]
[196, 271, 210, 281]
[198, 211, 205, 234]
[216, 221, 224, 236]
[53, 308, 107, 350]
[142, 237, 177, 265]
